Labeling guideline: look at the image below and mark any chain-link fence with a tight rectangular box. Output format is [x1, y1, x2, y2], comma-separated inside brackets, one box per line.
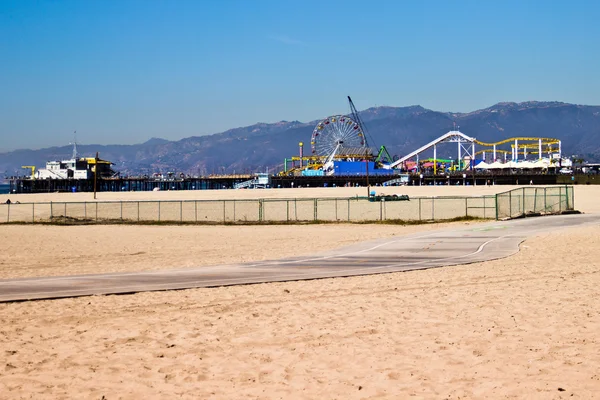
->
[495, 186, 574, 219]
[0, 196, 497, 224]
[0, 187, 573, 224]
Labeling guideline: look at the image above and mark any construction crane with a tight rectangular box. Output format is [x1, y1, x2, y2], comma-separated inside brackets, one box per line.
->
[347, 96, 374, 149]
[348, 96, 376, 194]
[21, 166, 36, 180]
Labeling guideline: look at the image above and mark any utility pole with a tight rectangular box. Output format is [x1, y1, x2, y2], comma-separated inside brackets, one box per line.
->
[94, 152, 99, 200]
[365, 146, 370, 197]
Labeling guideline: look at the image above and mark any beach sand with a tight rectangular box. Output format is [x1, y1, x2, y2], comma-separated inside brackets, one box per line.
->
[0, 222, 477, 279]
[1, 185, 599, 398]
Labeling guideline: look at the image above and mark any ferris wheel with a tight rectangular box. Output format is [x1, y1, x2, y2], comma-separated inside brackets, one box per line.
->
[310, 115, 367, 157]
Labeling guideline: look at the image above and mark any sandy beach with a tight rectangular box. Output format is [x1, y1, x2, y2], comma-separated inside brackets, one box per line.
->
[1, 185, 599, 398]
[0, 222, 478, 279]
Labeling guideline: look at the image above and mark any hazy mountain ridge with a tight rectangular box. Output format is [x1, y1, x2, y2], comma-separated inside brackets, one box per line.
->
[2, 101, 600, 177]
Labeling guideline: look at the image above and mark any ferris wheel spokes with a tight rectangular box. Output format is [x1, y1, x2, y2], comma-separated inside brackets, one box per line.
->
[311, 115, 366, 157]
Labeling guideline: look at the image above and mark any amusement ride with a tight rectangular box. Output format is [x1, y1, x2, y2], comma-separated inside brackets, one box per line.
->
[283, 97, 397, 176]
[281, 97, 565, 177]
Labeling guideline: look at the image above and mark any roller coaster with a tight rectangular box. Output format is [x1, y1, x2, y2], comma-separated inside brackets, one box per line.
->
[388, 131, 562, 173]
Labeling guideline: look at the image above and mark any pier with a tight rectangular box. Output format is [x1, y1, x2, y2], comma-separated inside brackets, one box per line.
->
[7, 172, 592, 194]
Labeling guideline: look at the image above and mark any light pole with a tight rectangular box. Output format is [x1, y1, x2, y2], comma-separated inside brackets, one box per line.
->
[94, 152, 98, 200]
[365, 146, 370, 197]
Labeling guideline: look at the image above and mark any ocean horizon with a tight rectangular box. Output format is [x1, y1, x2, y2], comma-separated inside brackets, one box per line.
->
[0, 184, 10, 194]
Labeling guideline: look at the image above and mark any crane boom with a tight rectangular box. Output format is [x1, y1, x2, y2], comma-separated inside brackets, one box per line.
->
[347, 96, 370, 148]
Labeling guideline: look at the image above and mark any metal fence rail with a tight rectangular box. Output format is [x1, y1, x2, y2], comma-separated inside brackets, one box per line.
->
[1, 196, 496, 224]
[0, 187, 573, 224]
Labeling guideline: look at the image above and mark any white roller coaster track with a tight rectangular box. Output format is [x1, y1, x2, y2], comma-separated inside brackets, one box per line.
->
[389, 131, 476, 169]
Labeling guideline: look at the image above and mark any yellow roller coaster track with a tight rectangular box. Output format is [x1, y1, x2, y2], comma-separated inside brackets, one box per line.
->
[474, 149, 558, 157]
[474, 137, 560, 146]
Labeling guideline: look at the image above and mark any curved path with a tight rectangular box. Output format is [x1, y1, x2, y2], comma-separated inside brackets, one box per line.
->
[1, 214, 599, 302]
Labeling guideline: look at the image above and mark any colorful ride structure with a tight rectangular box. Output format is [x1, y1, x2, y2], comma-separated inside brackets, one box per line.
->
[281, 97, 394, 176]
[388, 130, 563, 174]
[281, 98, 564, 177]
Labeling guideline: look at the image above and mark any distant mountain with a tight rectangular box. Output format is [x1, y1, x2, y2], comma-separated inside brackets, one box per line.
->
[143, 137, 170, 146]
[1, 101, 599, 177]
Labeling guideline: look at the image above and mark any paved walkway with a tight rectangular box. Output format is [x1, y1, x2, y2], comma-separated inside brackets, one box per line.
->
[1, 214, 598, 302]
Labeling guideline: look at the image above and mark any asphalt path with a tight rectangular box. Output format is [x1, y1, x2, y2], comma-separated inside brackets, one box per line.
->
[1, 214, 598, 302]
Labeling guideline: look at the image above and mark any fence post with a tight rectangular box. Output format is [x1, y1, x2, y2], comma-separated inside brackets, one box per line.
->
[95, 202, 98, 222]
[495, 194, 499, 220]
[484, 196, 488, 219]
[570, 185, 574, 210]
[120, 201, 123, 221]
[571, 186, 574, 211]
[233, 200, 236, 222]
[347, 199, 350, 221]
[509, 190, 512, 218]
[181, 201, 183, 223]
[286, 200, 289, 222]
[32, 203, 35, 223]
[84, 202, 87, 220]
[223, 200, 226, 223]
[565, 185, 570, 210]
[379, 200, 383, 221]
[335, 199, 338, 221]
[544, 188, 547, 212]
[465, 197, 468, 217]
[6, 202, 9, 223]
[314, 198, 317, 221]
[419, 197, 422, 221]
[50, 201, 53, 220]
[259, 199, 263, 222]
[431, 197, 435, 221]
[559, 186, 563, 212]
[158, 201, 161, 222]
[195, 201, 198, 222]
[533, 188, 538, 213]
[64, 203, 67, 224]
[137, 202, 140, 222]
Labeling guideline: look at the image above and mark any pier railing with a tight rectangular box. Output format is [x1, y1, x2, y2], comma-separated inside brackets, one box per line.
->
[0, 187, 574, 224]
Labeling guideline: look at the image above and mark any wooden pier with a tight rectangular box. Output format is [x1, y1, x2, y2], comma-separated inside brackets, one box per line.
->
[6, 172, 590, 194]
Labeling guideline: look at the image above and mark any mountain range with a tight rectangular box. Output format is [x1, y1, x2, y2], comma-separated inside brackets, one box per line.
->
[2, 101, 599, 178]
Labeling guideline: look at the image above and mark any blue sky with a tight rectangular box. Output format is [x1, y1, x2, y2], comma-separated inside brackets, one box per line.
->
[1, 0, 599, 151]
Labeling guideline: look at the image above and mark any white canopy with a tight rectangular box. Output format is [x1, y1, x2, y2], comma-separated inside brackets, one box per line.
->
[486, 161, 510, 169]
[478, 159, 550, 169]
[518, 161, 536, 169]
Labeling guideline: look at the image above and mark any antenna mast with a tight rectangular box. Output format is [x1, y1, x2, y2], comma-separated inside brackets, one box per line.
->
[71, 131, 78, 159]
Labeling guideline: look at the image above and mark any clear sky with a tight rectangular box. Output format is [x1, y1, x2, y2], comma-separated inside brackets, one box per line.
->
[1, 0, 599, 151]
